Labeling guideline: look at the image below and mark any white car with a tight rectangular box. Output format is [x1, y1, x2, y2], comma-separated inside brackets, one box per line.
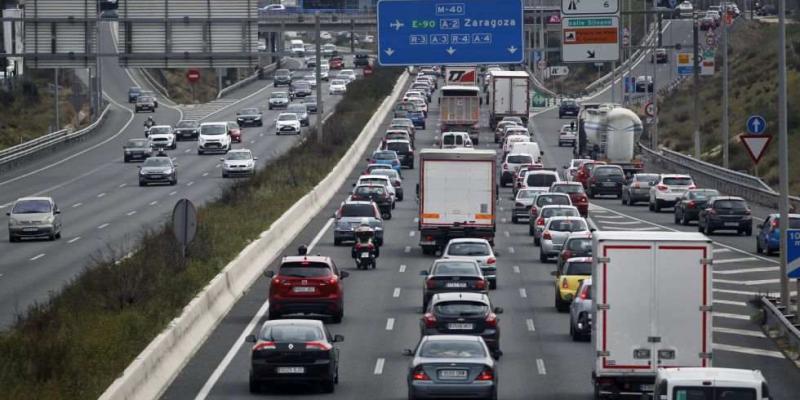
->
[221, 149, 257, 178]
[405, 97, 428, 116]
[521, 169, 561, 192]
[502, 134, 531, 155]
[197, 122, 231, 154]
[362, 34, 374, 44]
[404, 90, 428, 104]
[539, 216, 591, 262]
[558, 123, 578, 147]
[275, 113, 301, 135]
[146, 125, 176, 150]
[649, 174, 696, 212]
[442, 238, 498, 289]
[259, 4, 285, 12]
[320, 64, 330, 81]
[677, 1, 694, 18]
[320, 31, 332, 41]
[303, 73, 317, 88]
[337, 69, 357, 84]
[329, 79, 347, 95]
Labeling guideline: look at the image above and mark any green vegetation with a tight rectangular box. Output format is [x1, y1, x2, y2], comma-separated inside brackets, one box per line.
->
[656, 21, 800, 193]
[0, 66, 402, 400]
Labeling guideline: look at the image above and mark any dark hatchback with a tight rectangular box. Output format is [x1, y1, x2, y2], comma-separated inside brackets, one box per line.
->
[354, 53, 370, 67]
[698, 196, 753, 235]
[174, 120, 200, 141]
[351, 184, 393, 219]
[273, 69, 292, 86]
[246, 319, 342, 394]
[123, 138, 153, 162]
[420, 259, 488, 310]
[421, 292, 503, 357]
[673, 188, 720, 225]
[586, 165, 625, 198]
[128, 86, 141, 103]
[384, 140, 415, 169]
[290, 81, 313, 98]
[236, 108, 263, 127]
[559, 99, 580, 118]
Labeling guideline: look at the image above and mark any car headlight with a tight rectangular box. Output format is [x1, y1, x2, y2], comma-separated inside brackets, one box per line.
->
[45, 215, 55, 224]
[125, 150, 131, 154]
[254, 116, 261, 120]
[9, 218, 18, 227]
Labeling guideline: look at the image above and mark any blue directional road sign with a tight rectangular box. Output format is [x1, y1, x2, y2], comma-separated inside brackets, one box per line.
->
[377, 0, 524, 66]
[787, 230, 800, 279]
[746, 115, 767, 135]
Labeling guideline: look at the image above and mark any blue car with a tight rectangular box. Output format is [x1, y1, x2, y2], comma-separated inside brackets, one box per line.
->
[368, 150, 402, 173]
[756, 213, 800, 255]
[407, 110, 426, 130]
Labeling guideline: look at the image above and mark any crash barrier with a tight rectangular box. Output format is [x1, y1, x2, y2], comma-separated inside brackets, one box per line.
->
[759, 297, 800, 361]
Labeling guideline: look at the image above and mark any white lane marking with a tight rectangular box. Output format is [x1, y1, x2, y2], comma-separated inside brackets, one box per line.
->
[713, 257, 760, 265]
[714, 288, 798, 297]
[97, 192, 106, 198]
[399, 264, 407, 273]
[713, 248, 732, 253]
[600, 226, 664, 231]
[713, 343, 786, 359]
[508, 247, 515, 254]
[393, 288, 401, 298]
[386, 318, 395, 331]
[414, 217, 419, 223]
[202, 172, 209, 177]
[519, 288, 527, 298]
[187, 181, 194, 187]
[194, 217, 331, 400]
[0, 204, 7, 209]
[119, 183, 127, 188]
[594, 214, 625, 219]
[501, 218, 507, 223]
[373, 358, 386, 375]
[713, 312, 751, 321]
[536, 359, 547, 375]
[513, 265, 520, 274]
[714, 299, 747, 307]
[596, 220, 641, 225]
[215, 163, 221, 168]
[259, 133, 264, 137]
[404, 246, 411, 253]
[714, 278, 780, 286]
[184, 148, 191, 153]
[249, 140, 255, 144]
[504, 231, 510, 237]
[169, 191, 177, 196]
[526, 318, 536, 332]
[126, 210, 137, 216]
[714, 267, 780, 275]
[98, 223, 110, 230]
[149, 201, 158, 206]
[713, 327, 766, 338]
[72, 203, 83, 208]
[409, 231, 415, 237]
[67, 236, 81, 244]
[30, 253, 45, 261]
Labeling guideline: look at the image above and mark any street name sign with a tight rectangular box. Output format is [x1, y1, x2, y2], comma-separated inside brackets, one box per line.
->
[377, 0, 524, 66]
[677, 52, 693, 75]
[562, 0, 619, 15]
[562, 16, 620, 62]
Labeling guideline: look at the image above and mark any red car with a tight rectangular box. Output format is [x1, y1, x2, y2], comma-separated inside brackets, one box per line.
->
[266, 256, 349, 323]
[549, 182, 590, 217]
[227, 121, 242, 143]
[574, 161, 606, 189]
[328, 56, 344, 70]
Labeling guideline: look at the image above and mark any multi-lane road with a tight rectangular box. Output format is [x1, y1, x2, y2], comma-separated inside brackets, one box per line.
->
[162, 19, 799, 400]
[0, 22, 356, 327]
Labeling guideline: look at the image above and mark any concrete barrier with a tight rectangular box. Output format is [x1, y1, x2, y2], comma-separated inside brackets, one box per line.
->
[98, 70, 410, 400]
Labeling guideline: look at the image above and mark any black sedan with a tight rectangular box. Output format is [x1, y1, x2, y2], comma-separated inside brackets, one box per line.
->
[174, 119, 200, 141]
[558, 99, 579, 118]
[290, 81, 313, 98]
[123, 138, 153, 162]
[246, 319, 342, 394]
[138, 156, 177, 186]
[674, 188, 720, 225]
[698, 196, 753, 235]
[420, 259, 488, 310]
[236, 108, 263, 127]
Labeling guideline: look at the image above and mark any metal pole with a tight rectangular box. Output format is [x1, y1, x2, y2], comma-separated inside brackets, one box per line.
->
[54, 68, 60, 131]
[722, 16, 730, 168]
[692, 14, 701, 158]
[653, 11, 661, 146]
[539, 0, 544, 81]
[96, 2, 102, 118]
[315, 13, 323, 143]
[350, 19, 355, 54]
[611, 61, 616, 103]
[777, 0, 791, 309]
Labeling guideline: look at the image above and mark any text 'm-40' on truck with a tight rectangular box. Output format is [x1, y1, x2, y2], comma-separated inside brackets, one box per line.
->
[488, 70, 530, 130]
[592, 231, 713, 399]
[418, 149, 496, 255]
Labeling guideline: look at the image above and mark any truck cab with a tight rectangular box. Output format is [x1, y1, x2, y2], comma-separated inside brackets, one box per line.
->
[654, 368, 770, 400]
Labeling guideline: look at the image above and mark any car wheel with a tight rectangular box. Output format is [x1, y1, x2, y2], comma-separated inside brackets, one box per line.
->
[139, 181, 146, 187]
[621, 193, 628, 205]
[321, 377, 335, 393]
[766, 246, 775, 256]
[334, 238, 342, 246]
[48, 232, 56, 241]
[222, 172, 228, 178]
[268, 105, 273, 110]
[570, 322, 580, 341]
[534, 237, 540, 246]
[124, 156, 130, 163]
[756, 239, 763, 254]
[249, 376, 261, 394]
[276, 131, 281, 135]
[555, 293, 568, 312]
[9, 234, 17, 243]
[745, 228, 753, 237]
[409, 161, 414, 169]
[55, 231, 61, 239]
[705, 224, 714, 235]
[529, 226, 535, 236]
[383, 212, 392, 220]
[539, 250, 548, 263]
[653, 200, 661, 212]
[698, 220, 704, 232]
[616, 190, 622, 199]
[649, 201, 654, 211]
[681, 213, 690, 226]
[197, 149, 204, 155]
[170, 179, 177, 186]
[267, 310, 281, 320]
[674, 211, 681, 224]
[489, 280, 497, 290]
[331, 310, 343, 324]
[588, 187, 595, 199]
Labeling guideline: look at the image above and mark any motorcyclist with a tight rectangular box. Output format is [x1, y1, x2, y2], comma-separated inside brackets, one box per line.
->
[144, 116, 155, 137]
[352, 218, 379, 260]
[297, 244, 308, 256]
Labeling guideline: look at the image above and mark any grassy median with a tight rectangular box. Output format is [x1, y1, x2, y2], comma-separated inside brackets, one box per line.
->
[0, 66, 402, 400]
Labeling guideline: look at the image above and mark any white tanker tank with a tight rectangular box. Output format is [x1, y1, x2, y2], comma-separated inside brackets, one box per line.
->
[576, 104, 644, 174]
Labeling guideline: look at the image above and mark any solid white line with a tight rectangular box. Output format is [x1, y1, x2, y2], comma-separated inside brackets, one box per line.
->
[713, 257, 759, 265]
[519, 288, 527, 298]
[126, 210, 137, 216]
[149, 201, 158, 206]
[184, 148, 191, 153]
[713, 312, 751, 321]
[713, 248, 732, 253]
[714, 299, 747, 307]
[513, 265, 520, 274]
[67, 236, 81, 244]
[97, 192, 106, 198]
[713, 343, 785, 359]
[596, 220, 641, 225]
[593, 215, 625, 219]
[393, 288, 401, 298]
[386, 318, 395, 331]
[714, 267, 779, 275]
[404, 246, 411, 253]
[98, 223, 110, 230]
[713, 327, 766, 338]
[526, 318, 536, 331]
[399, 264, 407, 273]
[536, 359, 547, 375]
[409, 231, 415, 237]
[30, 253, 45, 261]
[308, 218, 334, 251]
[72, 203, 83, 208]
[373, 358, 386, 375]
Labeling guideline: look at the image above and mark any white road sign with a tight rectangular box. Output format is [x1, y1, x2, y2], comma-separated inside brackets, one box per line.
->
[562, 0, 619, 15]
[561, 16, 620, 62]
[549, 66, 570, 76]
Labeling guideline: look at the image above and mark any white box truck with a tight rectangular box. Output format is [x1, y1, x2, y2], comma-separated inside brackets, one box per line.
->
[488, 70, 530, 130]
[418, 149, 496, 254]
[654, 368, 771, 400]
[592, 231, 714, 399]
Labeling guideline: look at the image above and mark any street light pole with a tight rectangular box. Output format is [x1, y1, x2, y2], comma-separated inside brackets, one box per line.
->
[95, 0, 103, 120]
[777, 0, 791, 309]
[722, 15, 730, 168]
[315, 13, 323, 143]
[692, 14, 701, 158]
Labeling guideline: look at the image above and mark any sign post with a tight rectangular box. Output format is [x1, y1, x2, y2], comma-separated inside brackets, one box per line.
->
[186, 69, 200, 103]
[376, 0, 524, 66]
[172, 199, 198, 260]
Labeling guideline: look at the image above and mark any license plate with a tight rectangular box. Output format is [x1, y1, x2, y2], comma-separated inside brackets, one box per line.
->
[360, 252, 370, 258]
[292, 286, 315, 293]
[602, 182, 616, 187]
[724, 222, 740, 227]
[277, 367, 305, 374]
[438, 369, 468, 379]
[640, 384, 654, 391]
[445, 282, 467, 288]
[23, 227, 38, 232]
[281, 127, 294, 131]
[447, 323, 474, 330]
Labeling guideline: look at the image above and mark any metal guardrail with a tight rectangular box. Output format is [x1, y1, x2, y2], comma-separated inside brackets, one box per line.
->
[760, 296, 800, 361]
[0, 104, 112, 170]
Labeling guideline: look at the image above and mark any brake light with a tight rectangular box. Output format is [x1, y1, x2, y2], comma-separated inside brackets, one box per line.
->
[561, 279, 570, 289]
[530, 207, 538, 215]
[561, 250, 572, 260]
[327, 275, 339, 286]
[771, 219, 779, 229]
[423, 313, 437, 328]
[475, 279, 486, 290]
[503, 163, 509, 170]
[305, 341, 333, 351]
[656, 184, 668, 191]
[412, 367, 431, 381]
[487, 257, 496, 265]
[253, 341, 276, 351]
[426, 279, 436, 289]
[579, 287, 589, 300]
[579, 196, 588, 203]
[476, 368, 494, 381]
[536, 217, 545, 226]
[687, 201, 696, 209]
[484, 312, 498, 328]
[543, 231, 552, 240]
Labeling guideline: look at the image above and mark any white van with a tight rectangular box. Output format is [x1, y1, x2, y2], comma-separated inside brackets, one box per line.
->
[654, 368, 770, 400]
[438, 131, 473, 149]
[510, 141, 543, 163]
[290, 39, 305, 57]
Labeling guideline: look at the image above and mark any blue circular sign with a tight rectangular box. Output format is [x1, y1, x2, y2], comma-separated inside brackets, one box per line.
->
[746, 115, 766, 135]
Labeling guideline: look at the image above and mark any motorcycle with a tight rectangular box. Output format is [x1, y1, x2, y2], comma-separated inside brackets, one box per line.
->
[353, 241, 377, 270]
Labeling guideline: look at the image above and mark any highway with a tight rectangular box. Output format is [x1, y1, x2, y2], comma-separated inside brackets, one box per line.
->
[162, 19, 799, 400]
[0, 22, 358, 327]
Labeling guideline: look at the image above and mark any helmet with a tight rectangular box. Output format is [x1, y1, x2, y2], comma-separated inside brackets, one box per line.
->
[297, 244, 308, 255]
[360, 217, 370, 227]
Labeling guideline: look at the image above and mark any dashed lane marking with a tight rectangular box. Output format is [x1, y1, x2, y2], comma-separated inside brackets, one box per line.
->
[399, 265, 406, 273]
[72, 203, 83, 208]
[202, 172, 209, 177]
[713, 257, 760, 265]
[536, 359, 547, 375]
[404, 246, 411, 253]
[713, 327, 766, 338]
[393, 288, 401, 298]
[526, 319, 535, 331]
[593, 214, 624, 219]
[184, 148, 191, 153]
[98, 223, 110, 230]
[97, 192, 106, 198]
[513, 265, 520, 274]
[519, 288, 527, 298]
[713, 312, 750, 321]
[714, 288, 797, 297]
[67, 236, 81, 244]
[187, 181, 194, 187]
[119, 183, 127, 188]
[386, 318, 395, 331]
[713, 343, 786, 359]
[599, 226, 664, 231]
[409, 231, 415, 237]
[127, 210, 136, 216]
[30, 253, 45, 261]
[169, 191, 177, 196]
[149, 201, 158, 206]
[504, 231, 510, 237]
[713, 267, 779, 275]
[508, 247, 515, 254]
[373, 358, 386, 375]
[596, 220, 641, 225]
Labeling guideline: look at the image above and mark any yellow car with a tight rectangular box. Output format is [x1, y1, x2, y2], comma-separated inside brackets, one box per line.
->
[553, 257, 592, 312]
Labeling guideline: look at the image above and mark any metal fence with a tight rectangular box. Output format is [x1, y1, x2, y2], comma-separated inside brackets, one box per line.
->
[759, 297, 800, 362]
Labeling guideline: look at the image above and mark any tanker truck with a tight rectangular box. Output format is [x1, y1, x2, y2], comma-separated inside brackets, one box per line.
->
[575, 104, 644, 175]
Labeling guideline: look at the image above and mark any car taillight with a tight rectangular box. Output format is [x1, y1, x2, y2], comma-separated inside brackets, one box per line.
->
[687, 201, 696, 209]
[579, 195, 588, 203]
[327, 275, 339, 286]
[536, 217, 545, 226]
[475, 279, 486, 290]
[656, 184, 668, 191]
[476, 368, 495, 381]
[515, 202, 525, 207]
[487, 257, 496, 265]
[305, 341, 333, 351]
[412, 367, 431, 381]
[543, 231, 552, 240]
[771, 219, 779, 229]
[688, 184, 697, 189]
[426, 279, 436, 289]
[579, 288, 589, 300]
[561, 279, 570, 289]
[631, 182, 640, 188]
[530, 207, 538, 216]
[423, 313, 437, 328]
[561, 250, 572, 260]
[503, 163, 508, 170]
[253, 341, 276, 351]
[394, 180, 401, 187]
[485, 312, 498, 328]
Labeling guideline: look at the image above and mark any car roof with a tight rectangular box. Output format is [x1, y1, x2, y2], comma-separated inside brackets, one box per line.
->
[541, 204, 578, 210]
[421, 334, 483, 343]
[432, 292, 489, 303]
[200, 121, 226, 126]
[278, 112, 298, 117]
[228, 149, 251, 154]
[566, 231, 593, 240]
[359, 175, 390, 180]
[710, 196, 745, 202]
[548, 216, 586, 222]
[15, 196, 53, 202]
[385, 139, 411, 144]
[342, 200, 374, 206]
[528, 170, 558, 176]
[432, 258, 479, 266]
[150, 125, 172, 129]
[661, 174, 692, 179]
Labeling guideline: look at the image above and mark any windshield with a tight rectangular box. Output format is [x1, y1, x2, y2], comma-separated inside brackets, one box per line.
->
[371, 170, 399, 180]
[527, 174, 557, 187]
[360, 178, 388, 187]
[176, 120, 197, 128]
[549, 219, 588, 232]
[127, 139, 148, 147]
[552, 184, 584, 194]
[12, 200, 51, 214]
[373, 151, 396, 160]
[565, 261, 592, 275]
[278, 262, 332, 277]
[278, 114, 297, 121]
[594, 167, 624, 177]
[537, 195, 571, 206]
[516, 190, 537, 199]
[240, 108, 259, 114]
[634, 174, 660, 183]
[432, 262, 479, 276]
[714, 200, 748, 210]
[672, 387, 756, 400]
[355, 186, 385, 196]
[562, 101, 576, 106]
[392, 119, 412, 126]
[149, 127, 170, 135]
[331, 80, 346, 85]
[259, 324, 324, 342]
[443, 135, 463, 146]
[386, 142, 410, 152]
[275, 70, 290, 77]
[137, 96, 153, 103]
[226, 152, 252, 161]
[271, 92, 288, 99]
[433, 301, 488, 317]
[503, 117, 523, 124]
[143, 158, 171, 167]
[508, 155, 533, 164]
[447, 243, 490, 256]
[543, 208, 579, 218]
[663, 177, 694, 186]
[201, 124, 226, 135]
[419, 340, 486, 358]
[340, 204, 375, 217]
[567, 238, 592, 252]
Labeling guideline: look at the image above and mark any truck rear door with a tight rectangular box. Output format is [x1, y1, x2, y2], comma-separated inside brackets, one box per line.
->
[511, 77, 529, 115]
[493, 78, 511, 114]
[422, 160, 493, 226]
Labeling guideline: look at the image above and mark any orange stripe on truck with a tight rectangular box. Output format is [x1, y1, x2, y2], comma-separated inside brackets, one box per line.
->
[421, 213, 440, 219]
[475, 214, 493, 220]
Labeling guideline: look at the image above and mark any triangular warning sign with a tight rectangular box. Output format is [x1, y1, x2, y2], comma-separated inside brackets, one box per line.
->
[740, 135, 772, 164]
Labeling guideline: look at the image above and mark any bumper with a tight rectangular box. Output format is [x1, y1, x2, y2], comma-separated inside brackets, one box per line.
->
[627, 188, 650, 201]
[124, 151, 150, 160]
[198, 143, 228, 152]
[9, 225, 56, 238]
[654, 193, 682, 204]
[540, 241, 562, 256]
[139, 174, 174, 184]
[419, 227, 495, 249]
[681, 208, 701, 221]
[273, 80, 291, 86]
[480, 266, 497, 282]
[558, 288, 577, 302]
[175, 130, 198, 140]
[135, 106, 155, 112]
[512, 207, 531, 219]
[223, 167, 255, 176]
[269, 102, 289, 108]
[590, 183, 622, 194]
[251, 361, 333, 382]
[410, 381, 495, 399]
[559, 109, 578, 117]
[237, 119, 262, 127]
[277, 126, 300, 134]
[334, 230, 384, 245]
[707, 219, 752, 231]
[269, 298, 342, 318]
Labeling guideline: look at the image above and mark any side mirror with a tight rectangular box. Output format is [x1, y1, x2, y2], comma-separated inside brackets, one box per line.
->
[402, 349, 414, 356]
[245, 334, 257, 343]
[5, 212, 9, 216]
[590, 228, 597, 232]
[419, 270, 429, 276]
[333, 334, 345, 343]
[340, 271, 350, 279]
[540, 150, 544, 156]
[173, 164, 178, 168]
[220, 158, 225, 161]
[264, 270, 275, 278]
[493, 307, 504, 314]
[254, 157, 259, 160]
[54, 210, 61, 215]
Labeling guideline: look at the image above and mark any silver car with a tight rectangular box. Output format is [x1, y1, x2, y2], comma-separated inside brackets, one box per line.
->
[569, 277, 593, 341]
[442, 238, 498, 289]
[621, 173, 660, 206]
[404, 335, 498, 400]
[221, 149, 257, 178]
[539, 216, 590, 263]
[531, 205, 580, 242]
[511, 189, 538, 223]
[7, 197, 62, 242]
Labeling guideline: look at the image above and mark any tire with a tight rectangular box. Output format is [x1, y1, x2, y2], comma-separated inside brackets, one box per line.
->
[654, 200, 661, 213]
[489, 279, 497, 290]
[383, 212, 392, 220]
[649, 201, 654, 211]
[398, 194, 404, 201]
[616, 191, 622, 199]
[249, 377, 261, 394]
[55, 231, 61, 239]
[555, 293, 568, 312]
[705, 224, 714, 235]
[539, 249, 548, 263]
[534, 237, 540, 246]
[197, 149, 204, 155]
[698, 221, 704, 232]
[674, 211, 681, 224]
[529, 226, 535, 236]
[587, 187, 595, 199]
[9, 234, 17, 243]
[124, 156, 130, 163]
[756, 240, 763, 254]
[409, 161, 414, 169]
[267, 310, 281, 320]
[170, 179, 177, 186]
[222, 172, 228, 178]
[766, 246, 775, 256]
[331, 309, 343, 324]
[681, 213, 690, 226]
[139, 181, 146, 187]
[321, 377, 335, 393]
[621, 193, 628, 205]
[745, 228, 752, 237]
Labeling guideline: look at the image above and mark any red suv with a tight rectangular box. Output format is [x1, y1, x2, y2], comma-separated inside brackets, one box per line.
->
[266, 256, 349, 323]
